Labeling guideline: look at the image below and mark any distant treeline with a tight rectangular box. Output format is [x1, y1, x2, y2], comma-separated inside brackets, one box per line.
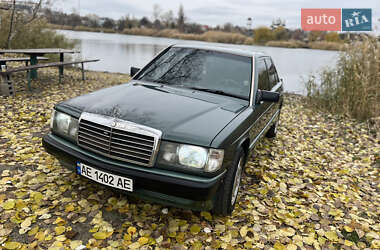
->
[42, 5, 370, 51]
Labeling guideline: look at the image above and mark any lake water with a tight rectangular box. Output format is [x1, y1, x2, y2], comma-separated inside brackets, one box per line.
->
[58, 30, 339, 94]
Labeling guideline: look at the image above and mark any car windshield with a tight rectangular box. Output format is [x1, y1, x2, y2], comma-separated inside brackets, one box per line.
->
[137, 47, 252, 100]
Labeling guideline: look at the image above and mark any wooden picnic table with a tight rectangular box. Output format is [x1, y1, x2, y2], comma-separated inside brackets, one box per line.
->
[0, 48, 79, 79]
[0, 57, 48, 66]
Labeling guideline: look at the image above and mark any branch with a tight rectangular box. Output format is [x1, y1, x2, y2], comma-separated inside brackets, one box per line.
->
[23, 0, 43, 24]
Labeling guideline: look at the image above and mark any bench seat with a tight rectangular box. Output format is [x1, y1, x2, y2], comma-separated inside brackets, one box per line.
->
[0, 59, 100, 96]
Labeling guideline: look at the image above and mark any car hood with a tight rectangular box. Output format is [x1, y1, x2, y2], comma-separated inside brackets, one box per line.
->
[57, 81, 248, 146]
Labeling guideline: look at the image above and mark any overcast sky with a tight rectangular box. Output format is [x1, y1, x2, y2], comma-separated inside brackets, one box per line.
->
[51, 0, 379, 30]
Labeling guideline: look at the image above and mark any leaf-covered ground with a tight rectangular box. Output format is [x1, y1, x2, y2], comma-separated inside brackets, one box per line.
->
[0, 68, 379, 249]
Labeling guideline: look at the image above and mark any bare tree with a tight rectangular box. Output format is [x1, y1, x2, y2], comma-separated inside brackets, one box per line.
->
[177, 4, 185, 32]
[161, 10, 174, 27]
[6, 0, 16, 49]
[152, 4, 161, 22]
[5, 0, 43, 48]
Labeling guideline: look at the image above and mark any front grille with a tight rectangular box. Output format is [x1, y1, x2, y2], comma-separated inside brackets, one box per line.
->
[77, 112, 162, 167]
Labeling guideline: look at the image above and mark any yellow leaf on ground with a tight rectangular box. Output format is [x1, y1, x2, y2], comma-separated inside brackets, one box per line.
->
[190, 225, 201, 234]
[28, 226, 39, 236]
[55, 226, 65, 235]
[31, 192, 43, 202]
[3, 242, 21, 249]
[55, 235, 66, 242]
[344, 226, 353, 232]
[274, 241, 286, 250]
[138, 236, 149, 245]
[371, 240, 380, 248]
[128, 242, 140, 249]
[127, 226, 137, 236]
[53, 217, 66, 225]
[303, 236, 315, 245]
[240, 226, 248, 237]
[286, 244, 298, 250]
[70, 240, 83, 249]
[93, 231, 109, 240]
[65, 204, 75, 213]
[2, 200, 15, 210]
[325, 231, 339, 242]
[281, 227, 296, 237]
[344, 240, 354, 247]
[21, 217, 32, 228]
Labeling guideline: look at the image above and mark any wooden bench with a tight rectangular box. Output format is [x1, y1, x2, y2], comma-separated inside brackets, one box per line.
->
[0, 56, 49, 67]
[0, 59, 100, 96]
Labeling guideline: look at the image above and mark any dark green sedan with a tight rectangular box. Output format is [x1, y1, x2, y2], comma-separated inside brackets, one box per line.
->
[43, 44, 283, 215]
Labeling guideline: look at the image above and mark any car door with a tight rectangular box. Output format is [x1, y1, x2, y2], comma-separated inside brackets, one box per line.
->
[248, 58, 271, 144]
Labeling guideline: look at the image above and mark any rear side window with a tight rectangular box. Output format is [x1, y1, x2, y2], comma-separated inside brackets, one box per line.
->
[257, 59, 270, 90]
[264, 58, 279, 89]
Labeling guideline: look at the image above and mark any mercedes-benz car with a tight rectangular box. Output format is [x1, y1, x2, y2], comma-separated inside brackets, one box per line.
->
[43, 44, 283, 215]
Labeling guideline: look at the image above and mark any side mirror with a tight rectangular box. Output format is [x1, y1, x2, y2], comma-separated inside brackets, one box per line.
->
[256, 90, 280, 104]
[130, 67, 140, 77]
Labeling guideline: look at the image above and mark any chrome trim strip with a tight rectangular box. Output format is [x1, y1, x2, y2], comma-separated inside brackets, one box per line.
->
[249, 56, 256, 107]
[77, 112, 162, 167]
[111, 131, 154, 143]
[111, 137, 154, 148]
[249, 109, 280, 150]
[110, 140, 153, 153]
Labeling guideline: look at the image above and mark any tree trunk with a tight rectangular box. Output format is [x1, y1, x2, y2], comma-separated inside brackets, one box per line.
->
[6, 0, 16, 49]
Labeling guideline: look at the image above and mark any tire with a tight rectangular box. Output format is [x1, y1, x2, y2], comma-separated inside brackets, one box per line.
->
[266, 111, 280, 138]
[213, 148, 245, 216]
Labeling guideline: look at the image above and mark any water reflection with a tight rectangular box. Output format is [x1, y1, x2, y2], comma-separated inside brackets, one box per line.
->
[58, 30, 339, 94]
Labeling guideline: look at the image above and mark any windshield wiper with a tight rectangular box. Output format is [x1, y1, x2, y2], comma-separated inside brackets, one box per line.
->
[151, 79, 168, 84]
[188, 87, 246, 100]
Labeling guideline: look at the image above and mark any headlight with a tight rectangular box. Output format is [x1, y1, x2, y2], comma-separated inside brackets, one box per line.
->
[51, 110, 78, 142]
[158, 142, 224, 172]
[178, 145, 208, 168]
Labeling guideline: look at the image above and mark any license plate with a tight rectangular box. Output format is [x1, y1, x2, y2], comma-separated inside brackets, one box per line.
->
[76, 162, 133, 192]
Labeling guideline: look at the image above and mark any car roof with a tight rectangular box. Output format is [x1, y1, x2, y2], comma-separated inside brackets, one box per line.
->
[172, 44, 267, 58]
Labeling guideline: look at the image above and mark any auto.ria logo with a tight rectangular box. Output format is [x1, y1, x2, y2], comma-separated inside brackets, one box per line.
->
[342, 9, 371, 31]
[301, 8, 372, 31]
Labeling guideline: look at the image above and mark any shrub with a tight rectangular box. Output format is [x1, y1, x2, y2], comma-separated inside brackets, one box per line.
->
[253, 27, 275, 44]
[265, 40, 307, 48]
[201, 31, 247, 44]
[325, 32, 342, 43]
[309, 41, 345, 51]
[305, 36, 379, 120]
[0, 11, 74, 49]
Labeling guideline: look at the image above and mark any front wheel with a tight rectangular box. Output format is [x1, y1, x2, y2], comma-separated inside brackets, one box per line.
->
[213, 148, 245, 216]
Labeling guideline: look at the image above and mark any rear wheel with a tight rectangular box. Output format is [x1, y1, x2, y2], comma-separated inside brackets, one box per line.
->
[266, 112, 280, 138]
[213, 148, 245, 216]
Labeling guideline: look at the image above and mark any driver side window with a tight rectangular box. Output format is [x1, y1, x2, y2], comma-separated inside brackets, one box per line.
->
[257, 59, 270, 91]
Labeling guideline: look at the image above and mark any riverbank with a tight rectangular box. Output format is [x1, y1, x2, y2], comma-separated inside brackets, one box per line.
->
[49, 24, 345, 51]
[0, 69, 378, 249]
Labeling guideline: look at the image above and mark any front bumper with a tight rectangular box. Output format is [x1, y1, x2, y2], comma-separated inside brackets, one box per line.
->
[42, 133, 225, 210]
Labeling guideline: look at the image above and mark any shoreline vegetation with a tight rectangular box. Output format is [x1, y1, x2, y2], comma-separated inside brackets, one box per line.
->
[48, 24, 345, 51]
[304, 36, 380, 121]
[0, 68, 378, 248]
